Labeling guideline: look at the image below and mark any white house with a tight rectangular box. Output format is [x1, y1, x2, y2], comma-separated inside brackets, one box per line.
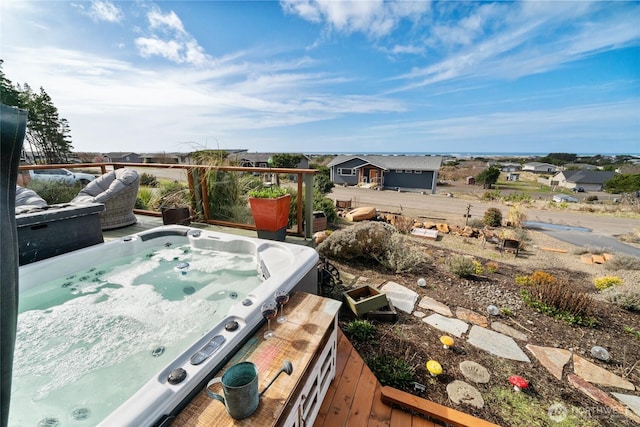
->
[522, 162, 558, 173]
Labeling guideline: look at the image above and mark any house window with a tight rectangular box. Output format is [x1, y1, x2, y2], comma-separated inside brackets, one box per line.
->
[395, 170, 403, 173]
[405, 170, 413, 174]
[338, 168, 355, 176]
[414, 170, 422, 174]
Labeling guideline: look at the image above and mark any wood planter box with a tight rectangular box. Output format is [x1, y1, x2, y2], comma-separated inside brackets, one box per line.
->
[249, 194, 291, 241]
[365, 297, 398, 322]
[343, 285, 388, 317]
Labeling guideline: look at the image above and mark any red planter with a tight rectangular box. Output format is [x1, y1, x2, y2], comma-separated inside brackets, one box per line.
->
[249, 194, 291, 240]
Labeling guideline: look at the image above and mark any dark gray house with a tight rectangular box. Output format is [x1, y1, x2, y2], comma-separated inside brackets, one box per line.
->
[102, 152, 143, 163]
[327, 155, 443, 193]
[551, 170, 616, 192]
[229, 152, 310, 169]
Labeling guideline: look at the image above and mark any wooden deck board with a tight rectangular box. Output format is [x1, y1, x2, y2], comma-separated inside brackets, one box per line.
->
[314, 330, 501, 427]
[367, 383, 392, 427]
[320, 341, 364, 427]
[314, 331, 351, 425]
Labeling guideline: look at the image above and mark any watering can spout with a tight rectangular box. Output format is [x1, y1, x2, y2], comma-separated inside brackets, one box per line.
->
[260, 360, 293, 398]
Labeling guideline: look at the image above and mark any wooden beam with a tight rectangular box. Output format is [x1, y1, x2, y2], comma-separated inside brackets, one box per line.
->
[380, 386, 500, 427]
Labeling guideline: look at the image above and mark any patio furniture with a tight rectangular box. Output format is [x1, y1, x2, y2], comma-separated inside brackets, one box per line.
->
[72, 168, 140, 230]
[15, 186, 47, 213]
[499, 238, 521, 257]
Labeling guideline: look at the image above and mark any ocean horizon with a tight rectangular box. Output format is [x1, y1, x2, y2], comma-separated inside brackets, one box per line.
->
[305, 152, 640, 158]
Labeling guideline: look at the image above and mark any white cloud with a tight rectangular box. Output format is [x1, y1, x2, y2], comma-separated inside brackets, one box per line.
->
[147, 9, 185, 34]
[134, 6, 209, 66]
[88, 0, 123, 23]
[390, 2, 640, 91]
[281, 0, 430, 38]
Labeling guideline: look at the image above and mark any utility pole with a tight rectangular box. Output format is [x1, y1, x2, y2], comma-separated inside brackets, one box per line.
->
[465, 203, 471, 226]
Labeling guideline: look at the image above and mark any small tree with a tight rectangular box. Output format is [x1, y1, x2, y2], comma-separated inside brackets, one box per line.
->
[483, 207, 503, 227]
[313, 165, 334, 195]
[476, 166, 501, 189]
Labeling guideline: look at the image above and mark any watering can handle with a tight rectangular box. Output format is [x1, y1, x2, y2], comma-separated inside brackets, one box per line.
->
[206, 377, 225, 404]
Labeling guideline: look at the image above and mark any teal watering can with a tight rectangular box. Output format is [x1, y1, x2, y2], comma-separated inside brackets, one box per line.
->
[206, 360, 293, 419]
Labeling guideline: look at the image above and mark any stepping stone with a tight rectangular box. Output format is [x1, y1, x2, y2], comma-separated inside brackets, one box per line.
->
[459, 361, 490, 384]
[573, 355, 635, 391]
[422, 313, 469, 338]
[340, 271, 357, 285]
[467, 326, 530, 362]
[418, 296, 452, 317]
[446, 380, 484, 408]
[525, 345, 571, 381]
[568, 374, 640, 424]
[492, 322, 528, 341]
[413, 311, 426, 319]
[380, 282, 418, 314]
[612, 393, 640, 417]
[455, 307, 489, 327]
[355, 276, 384, 287]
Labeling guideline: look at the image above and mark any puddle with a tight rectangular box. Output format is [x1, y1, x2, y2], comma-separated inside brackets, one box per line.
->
[524, 221, 591, 233]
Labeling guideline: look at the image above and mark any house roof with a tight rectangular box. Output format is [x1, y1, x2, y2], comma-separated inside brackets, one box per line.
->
[103, 152, 139, 157]
[327, 155, 442, 171]
[523, 162, 555, 168]
[230, 153, 309, 163]
[558, 170, 616, 184]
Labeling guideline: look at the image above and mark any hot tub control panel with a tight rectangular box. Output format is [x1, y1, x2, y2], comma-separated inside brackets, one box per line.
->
[190, 335, 226, 365]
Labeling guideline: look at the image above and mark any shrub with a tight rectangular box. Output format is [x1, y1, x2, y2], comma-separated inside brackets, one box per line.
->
[382, 234, 432, 273]
[366, 355, 414, 389]
[447, 256, 476, 278]
[506, 204, 527, 227]
[27, 180, 82, 204]
[530, 271, 557, 287]
[346, 320, 376, 341]
[485, 261, 499, 273]
[317, 222, 431, 273]
[586, 195, 598, 202]
[593, 276, 623, 291]
[136, 187, 153, 209]
[482, 190, 501, 201]
[605, 254, 640, 271]
[139, 173, 158, 187]
[520, 279, 597, 327]
[483, 207, 503, 227]
[467, 218, 484, 228]
[515, 275, 532, 286]
[603, 289, 640, 312]
[473, 260, 484, 275]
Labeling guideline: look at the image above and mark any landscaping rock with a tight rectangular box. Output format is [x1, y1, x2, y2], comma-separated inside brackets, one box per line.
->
[455, 307, 489, 327]
[525, 345, 571, 381]
[568, 374, 640, 424]
[572, 355, 635, 391]
[467, 326, 531, 362]
[418, 296, 453, 317]
[446, 380, 485, 409]
[459, 361, 490, 384]
[422, 314, 469, 338]
[412, 311, 426, 318]
[380, 281, 418, 314]
[612, 393, 640, 417]
[491, 322, 528, 341]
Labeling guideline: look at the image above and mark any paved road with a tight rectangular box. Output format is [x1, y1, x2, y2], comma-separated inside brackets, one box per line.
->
[328, 186, 640, 237]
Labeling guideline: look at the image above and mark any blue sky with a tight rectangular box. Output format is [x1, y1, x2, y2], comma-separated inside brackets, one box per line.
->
[1, 0, 639, 155]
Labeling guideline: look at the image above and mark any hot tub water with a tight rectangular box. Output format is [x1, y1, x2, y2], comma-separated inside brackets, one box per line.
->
[12, 243, 261, 426]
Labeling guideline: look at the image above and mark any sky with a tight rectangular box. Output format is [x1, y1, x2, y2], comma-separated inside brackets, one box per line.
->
[1, 0, 639, 155]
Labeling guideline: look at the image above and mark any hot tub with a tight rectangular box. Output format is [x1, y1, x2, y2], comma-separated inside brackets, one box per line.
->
[11, 225, 318, 427]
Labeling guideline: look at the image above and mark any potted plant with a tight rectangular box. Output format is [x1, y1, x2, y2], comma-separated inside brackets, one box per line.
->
[159, 189, 192, 225]
[248, 185, 291, 241]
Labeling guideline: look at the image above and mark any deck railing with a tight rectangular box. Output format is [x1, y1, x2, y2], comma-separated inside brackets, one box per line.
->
[18, 162, 318, 238]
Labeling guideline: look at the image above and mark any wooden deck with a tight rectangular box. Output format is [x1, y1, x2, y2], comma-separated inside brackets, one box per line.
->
[315, 330, 500, 427]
